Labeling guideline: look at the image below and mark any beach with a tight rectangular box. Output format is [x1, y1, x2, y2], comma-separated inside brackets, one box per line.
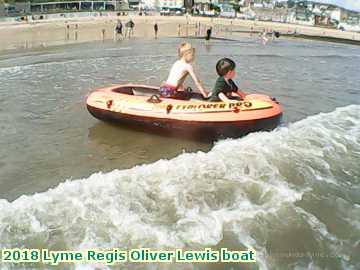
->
[1, 14, 360, 51]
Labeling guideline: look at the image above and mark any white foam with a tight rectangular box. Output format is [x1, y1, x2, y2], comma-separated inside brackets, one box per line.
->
[0, 105, 359, 269]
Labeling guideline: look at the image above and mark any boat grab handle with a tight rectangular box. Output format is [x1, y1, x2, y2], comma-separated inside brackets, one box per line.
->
[147, 95, 162, 103]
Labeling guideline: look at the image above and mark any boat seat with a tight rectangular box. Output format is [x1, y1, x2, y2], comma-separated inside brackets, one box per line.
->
[189, 98, 205, 103]
[132, 88, 159, 97]
[132, 89, 207, 103]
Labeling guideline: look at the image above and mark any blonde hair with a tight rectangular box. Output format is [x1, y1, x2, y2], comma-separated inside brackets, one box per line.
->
[178, 42, 195, 60]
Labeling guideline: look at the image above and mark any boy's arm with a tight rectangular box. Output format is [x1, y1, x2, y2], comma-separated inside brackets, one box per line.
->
[236, 89, 247, 99]
[230, 79, 247, 99]
[213, 78, 231, 102]
[219, 92, 231, 102]
[187, 65, 209, 98]
[230, 91, 247, 99]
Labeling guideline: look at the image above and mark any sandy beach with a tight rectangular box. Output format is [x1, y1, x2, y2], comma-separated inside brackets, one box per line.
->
[0, 14, 360, 51]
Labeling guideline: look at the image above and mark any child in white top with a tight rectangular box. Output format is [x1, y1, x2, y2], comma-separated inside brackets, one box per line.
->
[160, 42, 209, 100]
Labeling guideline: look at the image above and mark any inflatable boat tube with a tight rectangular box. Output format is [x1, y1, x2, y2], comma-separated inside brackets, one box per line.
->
[86, 84, 283, 138]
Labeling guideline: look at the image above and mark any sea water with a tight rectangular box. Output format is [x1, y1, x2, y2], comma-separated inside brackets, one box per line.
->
[0, 37, 359, 269]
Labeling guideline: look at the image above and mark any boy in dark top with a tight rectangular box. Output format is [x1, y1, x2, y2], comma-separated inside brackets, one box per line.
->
[209, 58, 246, 102]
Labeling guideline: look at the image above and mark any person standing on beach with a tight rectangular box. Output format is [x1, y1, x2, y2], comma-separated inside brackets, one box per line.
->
[205, 27, 212, 42]
[65, 24, 70, 41]
[260, 29, 269, 45]
[154, 23, 158, 39]
[125, 19, 135, 39]
[130, 20, 135, 38]
[74, 24, 78, 41]
[101, 28, 106, 41]
[124, 21, 129, 38]
[114, 19, 123, 41]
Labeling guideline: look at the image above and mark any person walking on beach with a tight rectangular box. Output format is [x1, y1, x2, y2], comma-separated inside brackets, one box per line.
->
[154, 23, 158, 39]
[65, 24, 70, 41]
[205, 27, 212, 43]
[124, 21, 129, 38]
[114, 19, 123, 41]
[101, 28, 106, 41]
[74, 24, 78, 41]
[129, 20, 135, 38]
[125, 19, 135, 39]
[260, 29, 269, 45]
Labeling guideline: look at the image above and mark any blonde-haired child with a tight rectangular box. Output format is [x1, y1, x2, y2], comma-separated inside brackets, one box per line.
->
[160, 42, 209, 100]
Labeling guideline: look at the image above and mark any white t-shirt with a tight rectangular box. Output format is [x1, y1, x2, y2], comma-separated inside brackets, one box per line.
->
[165, 59, 199, 87]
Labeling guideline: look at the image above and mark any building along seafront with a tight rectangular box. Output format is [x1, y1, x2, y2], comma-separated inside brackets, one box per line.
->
[0, 0, 129, 16]
[1, 0, 359, 34]
[285, 1, 360, 29]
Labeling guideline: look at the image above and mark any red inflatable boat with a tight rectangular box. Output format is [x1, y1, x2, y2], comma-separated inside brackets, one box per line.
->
[86, 84, 283, 139]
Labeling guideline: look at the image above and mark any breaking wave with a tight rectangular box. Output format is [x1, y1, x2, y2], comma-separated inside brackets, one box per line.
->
[0, 105, 359, 270]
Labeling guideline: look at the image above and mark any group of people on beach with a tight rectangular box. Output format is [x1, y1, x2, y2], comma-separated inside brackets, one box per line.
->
[160, 42, 246, 102]
[114, 19, 159, 40]
[107, 19, 280, 45]
[114, 19, 135, 40]
[65, 23, 79, 41]
[260, 28, 281, 45]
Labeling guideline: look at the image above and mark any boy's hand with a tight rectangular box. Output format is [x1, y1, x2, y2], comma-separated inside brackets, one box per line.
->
[201, 91, 210, 98]
[237, 91, 247, 99]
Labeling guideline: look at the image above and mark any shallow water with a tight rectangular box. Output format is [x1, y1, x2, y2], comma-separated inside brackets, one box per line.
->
[0, 37, 359, 269]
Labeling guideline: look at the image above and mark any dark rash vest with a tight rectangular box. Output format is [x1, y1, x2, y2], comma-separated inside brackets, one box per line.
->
[210, 76, 239, 102]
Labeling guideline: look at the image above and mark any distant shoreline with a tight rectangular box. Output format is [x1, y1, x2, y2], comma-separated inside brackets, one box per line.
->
[0, 15, 359, 52]
[231, 30, 360, 46]
[285, 33, 360, 46]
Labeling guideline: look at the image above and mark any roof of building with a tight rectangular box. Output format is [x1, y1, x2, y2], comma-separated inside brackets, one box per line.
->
[277, 0, 360, 13]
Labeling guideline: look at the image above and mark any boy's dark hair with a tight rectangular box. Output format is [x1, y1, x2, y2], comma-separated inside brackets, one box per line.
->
[216, 58, 236, 76]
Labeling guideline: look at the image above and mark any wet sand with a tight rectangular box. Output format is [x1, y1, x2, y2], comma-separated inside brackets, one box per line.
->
[0, 15, 359, 51]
